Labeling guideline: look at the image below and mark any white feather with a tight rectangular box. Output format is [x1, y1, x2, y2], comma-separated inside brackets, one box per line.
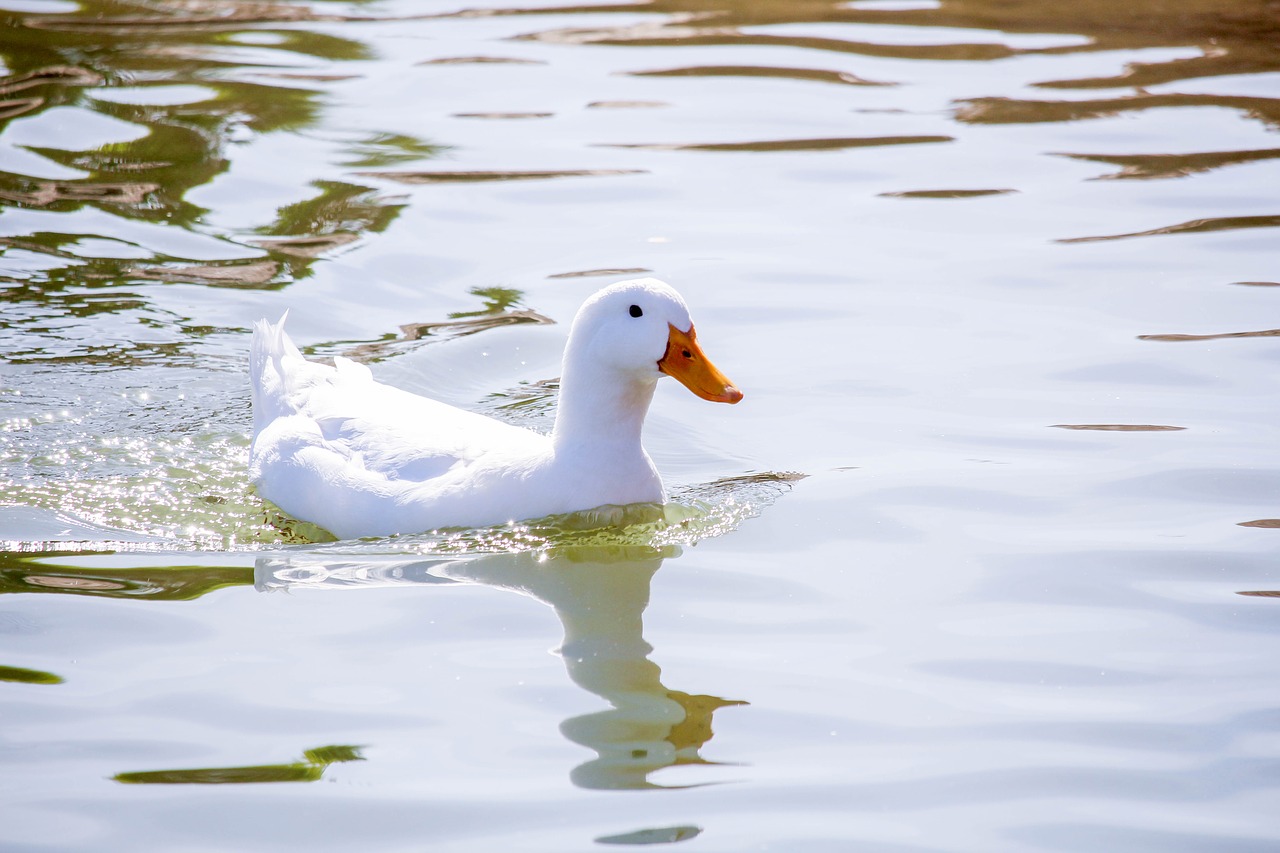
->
[248, 278, 732, 538]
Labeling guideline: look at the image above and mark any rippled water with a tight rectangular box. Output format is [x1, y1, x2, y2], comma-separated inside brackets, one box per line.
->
[3, 0, 1279, 850]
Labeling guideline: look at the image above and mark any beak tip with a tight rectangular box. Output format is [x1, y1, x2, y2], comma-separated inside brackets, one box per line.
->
[724, 386, 743, 404]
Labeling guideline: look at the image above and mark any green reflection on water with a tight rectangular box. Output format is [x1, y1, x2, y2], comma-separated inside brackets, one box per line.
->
[448, 286, 526, 319]
[262, 180, 405, 241]
[0, 27, 339, 225]
[373, 476, 801, 555]
[115, 744, 364, 785]
[328, 286, 553, 361]
[0, 663, 65, 684]
[0, 0, 431, 365]
[0, 553, 253, 600]
[341, 132, 449, 169]
[596, 824, 703, 845]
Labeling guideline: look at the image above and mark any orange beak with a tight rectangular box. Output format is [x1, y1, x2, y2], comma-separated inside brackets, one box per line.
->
[657, 323, 743, 404]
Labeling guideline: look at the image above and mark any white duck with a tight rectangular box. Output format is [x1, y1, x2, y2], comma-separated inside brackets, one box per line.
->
[249, 278, 742, 539]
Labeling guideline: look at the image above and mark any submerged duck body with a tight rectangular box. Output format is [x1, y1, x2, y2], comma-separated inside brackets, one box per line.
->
[248, 278, 742, 539]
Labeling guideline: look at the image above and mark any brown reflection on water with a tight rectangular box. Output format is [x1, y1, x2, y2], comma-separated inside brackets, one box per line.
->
[587, 100, 669, 109]
[880, 188, 1015, 199]
[604, 135, 952, 153]
[452, 111, 554, 120]
[499, 0, 1280, 159]
[0, 177, 159, 207]
[250, 72, 360, 82]
[0, 65, 102, 95]
[417, 56, 546, 66]
[24, 2, 380, 30]
[1060, 215, 1280, 245]
[1055, 149, 1280, 182]
[0, 65, 102, 120]
[25, 575, 126, 591]
[453, 111, 552, 119]
[356, 169, 646, 184]
[520, 21, 1018, 62]
[398, 309, 555, 342]
[128, 260, 281, 288]
[631, 64, 893, 87]
[501, 0, 1280, 78]
[250, 233, 360, 258]
[2, 0, 1274, 366]
[1138, 328, 1280, 343]
[1238, 520, 1280, 529]
[548, 267, 653, 279]
[1050, 424, 1186, 432]
[0, 98, 41, 121]
[956, 94, 1280, 130]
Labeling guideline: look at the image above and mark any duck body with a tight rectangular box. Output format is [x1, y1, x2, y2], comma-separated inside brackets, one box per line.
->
[249, 278, 741, 539]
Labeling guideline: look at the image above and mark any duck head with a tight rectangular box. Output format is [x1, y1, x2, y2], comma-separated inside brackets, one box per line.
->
[568, 278, 743, 404]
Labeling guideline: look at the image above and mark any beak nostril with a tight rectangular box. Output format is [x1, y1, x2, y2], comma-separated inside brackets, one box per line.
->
[660, 321, 738, 403]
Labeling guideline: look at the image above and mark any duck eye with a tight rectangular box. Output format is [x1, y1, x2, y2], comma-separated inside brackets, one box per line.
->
[629, 304, 643, 318]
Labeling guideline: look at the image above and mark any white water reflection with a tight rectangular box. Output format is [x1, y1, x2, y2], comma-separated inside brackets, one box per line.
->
[257, 545, 746, 791]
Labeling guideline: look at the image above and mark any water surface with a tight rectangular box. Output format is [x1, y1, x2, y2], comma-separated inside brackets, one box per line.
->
[2, 0, 1279, 850]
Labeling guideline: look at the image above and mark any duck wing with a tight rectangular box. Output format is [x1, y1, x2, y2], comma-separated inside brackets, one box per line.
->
[249, 316, 548, 535]
[313, 356, 546, 480]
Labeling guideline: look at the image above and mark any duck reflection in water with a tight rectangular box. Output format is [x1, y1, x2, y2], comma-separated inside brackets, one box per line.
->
[256, 545, 746, 790]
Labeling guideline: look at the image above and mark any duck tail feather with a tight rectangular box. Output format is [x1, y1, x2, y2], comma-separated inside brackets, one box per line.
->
[250, 311, 296, 437]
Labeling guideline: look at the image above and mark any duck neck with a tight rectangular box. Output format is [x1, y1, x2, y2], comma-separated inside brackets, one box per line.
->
[552, 361, 657, 453]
